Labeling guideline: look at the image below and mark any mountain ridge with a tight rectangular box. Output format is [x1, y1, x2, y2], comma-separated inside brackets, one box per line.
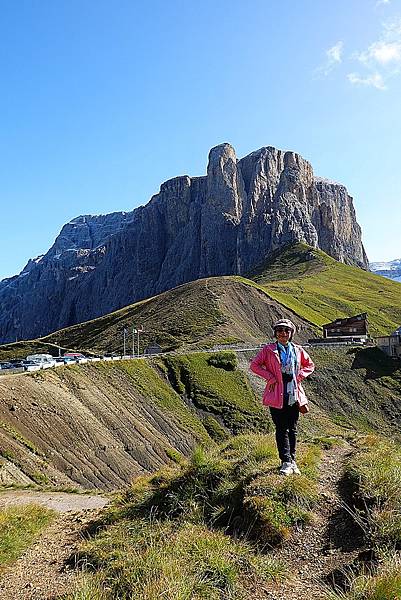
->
[370, 258, 401, 282]
[0, 143, 367, 343]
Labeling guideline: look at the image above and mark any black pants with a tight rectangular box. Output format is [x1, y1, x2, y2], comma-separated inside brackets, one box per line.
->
[270, 400, 299, 463]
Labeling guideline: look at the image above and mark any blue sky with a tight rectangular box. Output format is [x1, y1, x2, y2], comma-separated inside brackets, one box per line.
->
[1, 0, 401, 281]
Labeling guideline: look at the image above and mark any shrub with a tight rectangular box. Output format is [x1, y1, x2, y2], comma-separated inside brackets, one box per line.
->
[207, 353, 237, 371]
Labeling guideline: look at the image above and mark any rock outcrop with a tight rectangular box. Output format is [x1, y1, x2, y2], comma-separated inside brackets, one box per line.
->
[0, 143, 368, 343]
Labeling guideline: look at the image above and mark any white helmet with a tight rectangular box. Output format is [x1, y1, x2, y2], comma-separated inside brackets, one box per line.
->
[273, 318, 296, 340]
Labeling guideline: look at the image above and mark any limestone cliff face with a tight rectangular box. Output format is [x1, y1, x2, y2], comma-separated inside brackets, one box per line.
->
[0, 143, 368, 343]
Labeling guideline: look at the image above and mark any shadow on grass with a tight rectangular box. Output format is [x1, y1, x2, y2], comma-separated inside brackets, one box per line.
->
[323, 471, 376, 592]
[323, 548, 378, 593]
[349, 347, 401, 380]
[324, 472, 365, 554]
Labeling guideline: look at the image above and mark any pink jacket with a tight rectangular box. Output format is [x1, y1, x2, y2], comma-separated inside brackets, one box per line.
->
[250, 343, 315, 409]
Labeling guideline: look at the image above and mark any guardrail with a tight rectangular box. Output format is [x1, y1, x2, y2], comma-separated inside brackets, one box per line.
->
[0, 341, 366, 377]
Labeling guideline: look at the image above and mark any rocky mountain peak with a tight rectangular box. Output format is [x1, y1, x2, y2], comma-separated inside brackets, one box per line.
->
[0, 143, 368, 343]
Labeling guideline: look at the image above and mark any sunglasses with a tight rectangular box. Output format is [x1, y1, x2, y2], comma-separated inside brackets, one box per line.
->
[275, 327, 292, 333]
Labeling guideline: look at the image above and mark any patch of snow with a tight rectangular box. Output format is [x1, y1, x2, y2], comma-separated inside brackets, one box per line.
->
[370, 259, 401, 271]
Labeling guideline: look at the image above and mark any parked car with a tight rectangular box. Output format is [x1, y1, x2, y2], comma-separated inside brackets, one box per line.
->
[63, 357, 76, 364]
[21, 360, 41, 371]
[25, 354, 56, 368]
[0, 362, 13, 370]
[63, 352, 86, 362]
[9, 360, 25, 369]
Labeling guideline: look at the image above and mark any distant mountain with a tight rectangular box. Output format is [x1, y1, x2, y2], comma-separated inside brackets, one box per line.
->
[370, 259, 401, 282]
[0, 143, 368, 343]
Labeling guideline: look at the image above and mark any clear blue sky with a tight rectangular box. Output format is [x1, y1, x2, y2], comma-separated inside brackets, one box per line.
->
[1, 0, 401, 281]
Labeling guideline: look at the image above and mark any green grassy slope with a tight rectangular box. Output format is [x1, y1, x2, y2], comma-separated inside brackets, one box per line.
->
[160, 352, 269, 437]
[241, 344, 401, 443]
[240, 243, 401, 336]
[0, 280, 227, 360]
[305, 346, 401, 441]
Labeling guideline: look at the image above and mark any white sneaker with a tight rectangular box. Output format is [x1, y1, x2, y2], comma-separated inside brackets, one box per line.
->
[279, 461, 293, 476]
[291, 460, 301, 475]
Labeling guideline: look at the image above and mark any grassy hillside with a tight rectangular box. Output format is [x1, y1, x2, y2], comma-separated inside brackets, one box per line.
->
[241, 243, 401, 336]
[63, 344, 401, 599]
[2, 343, 401, 491]
[0, 341, 67, 363]
[160, 352, 269, 437]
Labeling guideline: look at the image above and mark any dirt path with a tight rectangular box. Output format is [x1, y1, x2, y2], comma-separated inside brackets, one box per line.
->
[0, 490, 108, 513]
[264, 443, 364, 600]
[0, 492, 109, 600]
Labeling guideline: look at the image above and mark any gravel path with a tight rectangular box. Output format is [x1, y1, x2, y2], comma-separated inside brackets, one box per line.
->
[0, 492, 108, 600]
[0, 490, 108, 513]
[265, 443, 364, 600]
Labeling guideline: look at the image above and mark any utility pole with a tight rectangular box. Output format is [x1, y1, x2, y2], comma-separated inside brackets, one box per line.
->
[132, 326, 135, 357]
[138, 325, 143, 356]
[123, 327, 127, 356]
[133, 325, 144, 357]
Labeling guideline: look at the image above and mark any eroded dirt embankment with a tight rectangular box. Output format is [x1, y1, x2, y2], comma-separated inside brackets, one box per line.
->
[0, 361, 208, 490]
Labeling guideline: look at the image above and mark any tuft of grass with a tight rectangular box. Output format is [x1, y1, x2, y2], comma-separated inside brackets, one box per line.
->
[344, 436, 401, 547]
[0, 504, 55, 567]
[69, 434, 323, 598]
[76, 519, 284, 600]
[105, 434, 320, 547]
[324, 553, 401, 600]
[60, 573, 108, 600]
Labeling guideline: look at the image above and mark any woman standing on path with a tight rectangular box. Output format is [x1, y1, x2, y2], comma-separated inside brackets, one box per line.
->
[250, 319, 315, 476]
